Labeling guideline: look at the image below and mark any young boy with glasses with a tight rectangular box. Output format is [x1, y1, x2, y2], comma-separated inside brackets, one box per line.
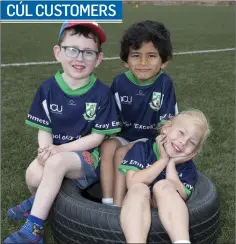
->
[4, 21, 120, 244]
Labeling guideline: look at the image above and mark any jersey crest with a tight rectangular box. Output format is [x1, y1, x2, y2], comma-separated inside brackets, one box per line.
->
[149, 92, 161, 111]
[83, 103, 97, 121]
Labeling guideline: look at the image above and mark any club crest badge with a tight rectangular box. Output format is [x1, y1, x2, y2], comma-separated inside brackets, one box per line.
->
[149, 92, 161, 111]
[83, 103, 97, 121]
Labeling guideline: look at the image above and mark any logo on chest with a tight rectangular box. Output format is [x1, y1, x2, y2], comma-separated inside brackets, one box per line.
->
[50, 104, 63, 114]
[136, 90, 145, 96]
[68, 100, 76, 106]
[149, 92, 162, 111]
[120, 96, 132, 105]
[83, 103, 97, 121]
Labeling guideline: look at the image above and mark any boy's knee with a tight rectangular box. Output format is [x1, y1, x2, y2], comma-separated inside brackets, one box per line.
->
[25, 165, 42, 188]
[100, 139, 121, 155]
[153, 179, 175, 196]
[44, 154, 64, 170]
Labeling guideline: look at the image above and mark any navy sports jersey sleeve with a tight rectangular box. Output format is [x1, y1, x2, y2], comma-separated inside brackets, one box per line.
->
[177, 161, 198, 196]
[92, 90, 121, 135]
[119, 142, 148, 175]
[158, 78, 178, 127]
[25, 85, 51, 132]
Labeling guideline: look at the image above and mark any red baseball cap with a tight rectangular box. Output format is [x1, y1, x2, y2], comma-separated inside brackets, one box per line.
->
[58, 21, 106, 44]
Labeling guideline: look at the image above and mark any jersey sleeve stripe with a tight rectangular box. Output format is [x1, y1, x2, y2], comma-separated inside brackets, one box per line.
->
[114, 92, 122, 111]
[92, 128, 121, 135]
[25, 120, 52, 132]
[42, 99, 51, 122]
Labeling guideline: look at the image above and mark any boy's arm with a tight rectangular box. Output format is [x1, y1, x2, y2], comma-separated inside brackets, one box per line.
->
[37, 130, 53, 166]
[58, 133, 104, 152]
[38, 130, 53, 148]
[25, 84, 52, 133]
[126, 159, 168, 189]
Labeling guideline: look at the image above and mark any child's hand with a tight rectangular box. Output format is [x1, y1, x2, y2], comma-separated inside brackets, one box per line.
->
[37, 147, 52, 166]
[156, 135, 169, 162]
[47, 144, 61, 155]
[169, 152, 198, 165]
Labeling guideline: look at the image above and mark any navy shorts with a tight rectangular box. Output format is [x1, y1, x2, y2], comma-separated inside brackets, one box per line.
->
[74, 151, 99, 189]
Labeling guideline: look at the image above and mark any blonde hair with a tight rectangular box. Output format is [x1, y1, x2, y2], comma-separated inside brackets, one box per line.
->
[160, 109, 210, 151]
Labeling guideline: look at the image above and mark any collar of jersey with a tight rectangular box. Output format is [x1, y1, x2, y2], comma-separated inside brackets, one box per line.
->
[55, 70, 97, 96]
[153, 142, 160, 160]
[125, 70, 163, 86]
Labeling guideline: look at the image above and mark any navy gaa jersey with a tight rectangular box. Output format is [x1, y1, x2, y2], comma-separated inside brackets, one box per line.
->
[25, 70, 121, 165]
[110, 71, 178, 141]
[119, 140, 197, 196]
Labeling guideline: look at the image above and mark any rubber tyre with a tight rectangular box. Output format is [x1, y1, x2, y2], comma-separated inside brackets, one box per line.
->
[49, 173, 220, 244]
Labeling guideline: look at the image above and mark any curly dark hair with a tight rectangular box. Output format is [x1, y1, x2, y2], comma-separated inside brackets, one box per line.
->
[120, 20, 172, 63]
[58, 26, 102, 52]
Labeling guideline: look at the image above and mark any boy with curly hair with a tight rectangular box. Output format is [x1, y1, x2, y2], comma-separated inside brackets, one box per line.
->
[100, 20, 178, 205]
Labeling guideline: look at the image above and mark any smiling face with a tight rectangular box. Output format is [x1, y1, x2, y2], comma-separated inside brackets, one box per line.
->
[124, 42, 167, 83]
[54, 30, 103, 81]
[162, 115, 204, 158]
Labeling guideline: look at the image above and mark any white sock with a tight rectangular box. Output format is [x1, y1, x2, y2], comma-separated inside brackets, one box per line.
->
[174, 241, 191, 244]
[102, 198, 113, 205]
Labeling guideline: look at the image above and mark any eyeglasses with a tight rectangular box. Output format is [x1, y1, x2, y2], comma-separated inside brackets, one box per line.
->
[60, 45, 99, 61]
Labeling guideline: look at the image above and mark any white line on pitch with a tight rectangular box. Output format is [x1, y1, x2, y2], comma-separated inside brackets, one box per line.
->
[1, 48, 235, 67]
